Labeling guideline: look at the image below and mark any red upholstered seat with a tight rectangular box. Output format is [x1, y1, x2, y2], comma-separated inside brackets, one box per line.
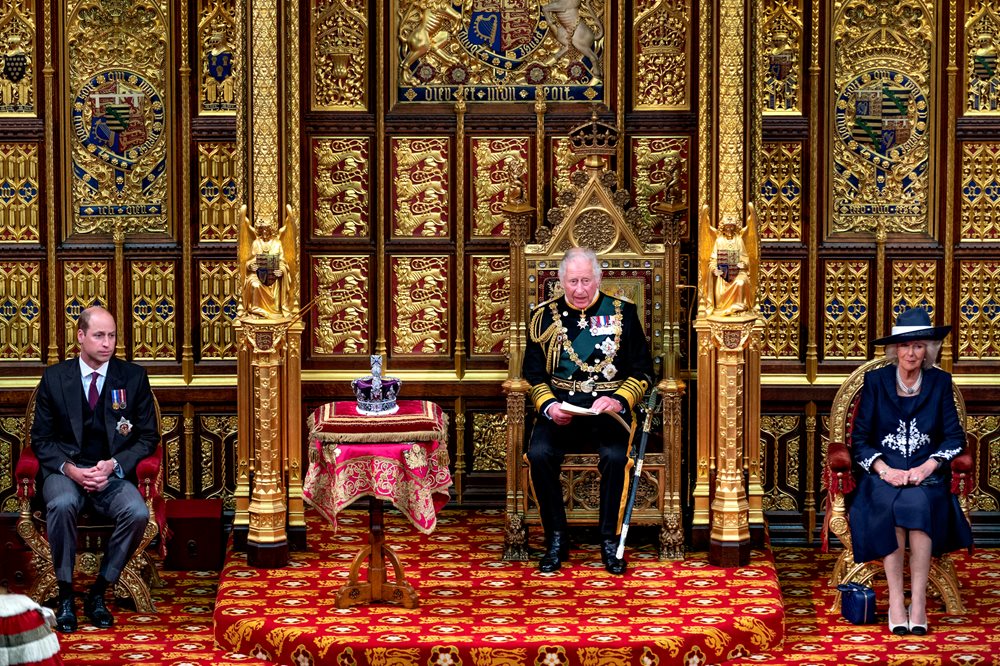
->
[15, 388, 165, 612]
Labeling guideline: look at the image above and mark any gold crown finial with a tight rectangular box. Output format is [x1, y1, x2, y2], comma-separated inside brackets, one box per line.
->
[568, 110, 618, 158]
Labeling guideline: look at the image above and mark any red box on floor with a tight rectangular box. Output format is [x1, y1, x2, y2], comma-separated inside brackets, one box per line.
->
[165, 499, 224, 571]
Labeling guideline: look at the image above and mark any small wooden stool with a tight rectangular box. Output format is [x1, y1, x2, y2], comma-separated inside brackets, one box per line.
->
[336, 497, 418, 608]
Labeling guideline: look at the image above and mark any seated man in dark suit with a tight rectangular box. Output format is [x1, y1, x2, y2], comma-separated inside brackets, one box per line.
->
[523, 247, 653, 575]
[31, 306, 159, 632]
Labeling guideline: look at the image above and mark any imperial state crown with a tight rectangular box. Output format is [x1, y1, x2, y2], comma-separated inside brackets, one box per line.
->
[351, 355, 401, 415]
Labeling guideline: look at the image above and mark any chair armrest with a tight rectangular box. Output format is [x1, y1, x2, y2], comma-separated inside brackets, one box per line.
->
[951, 438, 975, 497]
[135, 447, 162, 501]
[827, 441, 852, 473]
[824, 441, 856, 497]
[15, 446, 38, 500]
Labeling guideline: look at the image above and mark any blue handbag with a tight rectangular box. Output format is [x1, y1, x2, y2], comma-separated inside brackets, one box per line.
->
[837, 582, 876, 625]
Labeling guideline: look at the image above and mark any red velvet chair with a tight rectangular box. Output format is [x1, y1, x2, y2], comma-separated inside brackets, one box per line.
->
[15, 387, 166, 612]
[822, 358, 975, 614]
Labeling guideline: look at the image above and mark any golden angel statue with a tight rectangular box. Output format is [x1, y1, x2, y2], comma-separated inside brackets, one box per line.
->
[698, 203, 759, 317]
[239, 204, 297, 318]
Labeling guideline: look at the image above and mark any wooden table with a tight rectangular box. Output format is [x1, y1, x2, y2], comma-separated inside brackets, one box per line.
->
[302, 400, 451, 608]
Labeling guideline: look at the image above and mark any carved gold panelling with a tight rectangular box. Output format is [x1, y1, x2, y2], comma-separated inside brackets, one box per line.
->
[761, 0, 803, 114]
[958, 260, 1000, 359]
[131, 260, 176, 360]
[394, 0, 608, 104]
[470, 256, 509, 356]
[470, 137, 529, 238]
[890, 260, 936, 318]
[552, 137, 588, 201]
[313, 137, 370, 237]
[0, 143, 38, 242]
[0, 261, 40, 361]
[312, 0, 367, 110]
[830, 0, 934, 236]
[160, 414, 180, 497]
[758, 260, 801, 359]
[757, 142, 802, 241]
[965, 415, 1000, 512]
[761, 415, 799, 511]
[472, 412, 506, 472]
[391, 137, 449, 237]
[313, 255, 369, 355]
[66, 0, 171, 236]
[199, 259, 239, 360]
[201, 414, 237, 502]
[390, 255, 448, 355]
[632, 136, 689, 239]
[0, 0, 34, 114]
[634, 0, 691, 109]
[198, 142, 239, 242]
[960, 142, 1000, 240]
[63, 260, 108, 356]
[198, 0, 237, 114]
[823, 259, 869, 359]
[0, 417, 26, 502]
[966, 2, 1000, 114]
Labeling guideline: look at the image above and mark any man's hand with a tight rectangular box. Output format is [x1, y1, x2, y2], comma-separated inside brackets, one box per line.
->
[591, 396, 624, 414]
[547, 404, 574, 426]
[65, 462, 112, 492]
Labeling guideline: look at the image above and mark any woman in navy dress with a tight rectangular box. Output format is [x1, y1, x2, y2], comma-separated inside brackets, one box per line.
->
[849, 308, 973, 636]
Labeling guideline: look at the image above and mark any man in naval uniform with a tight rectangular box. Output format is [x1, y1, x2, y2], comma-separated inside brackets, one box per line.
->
[523, 246, 653, 574]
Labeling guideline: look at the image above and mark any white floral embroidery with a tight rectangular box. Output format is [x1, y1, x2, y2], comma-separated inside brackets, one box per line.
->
[934, 448, 963, 461]
[602, 363, 617, 380]
[859, 453, 880, 472]
[880, 419, 931, 458]
[600, 338, 618, 356]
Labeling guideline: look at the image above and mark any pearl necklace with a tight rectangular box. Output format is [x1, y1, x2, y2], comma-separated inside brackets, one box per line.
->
[896, 367, 922, 395]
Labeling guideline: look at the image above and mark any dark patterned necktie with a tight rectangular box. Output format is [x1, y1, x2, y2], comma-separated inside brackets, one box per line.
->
[88, 371, 100, 410]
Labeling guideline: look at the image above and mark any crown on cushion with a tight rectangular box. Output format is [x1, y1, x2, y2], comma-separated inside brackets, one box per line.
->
[351, 355, 401, 415]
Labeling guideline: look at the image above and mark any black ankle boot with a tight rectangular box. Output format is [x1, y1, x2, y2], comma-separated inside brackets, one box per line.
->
[601, 539, 627, 575]
[539, 531, 570, 572]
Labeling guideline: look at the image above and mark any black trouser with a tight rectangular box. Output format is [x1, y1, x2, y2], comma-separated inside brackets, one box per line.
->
[526, 411, 634, 540]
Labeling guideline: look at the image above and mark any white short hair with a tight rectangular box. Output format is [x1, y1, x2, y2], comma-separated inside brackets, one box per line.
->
[884, 339, 942, 369]
[558, 247, 602, 283]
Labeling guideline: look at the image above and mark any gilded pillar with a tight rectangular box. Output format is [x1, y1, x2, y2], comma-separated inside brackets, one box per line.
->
[501, 182, 534, 562]
[243, 318, 289, 568]
[234, 0, 304, 567]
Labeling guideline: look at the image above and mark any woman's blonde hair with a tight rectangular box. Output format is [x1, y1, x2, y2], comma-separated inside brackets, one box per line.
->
[885, 339, 942, 369]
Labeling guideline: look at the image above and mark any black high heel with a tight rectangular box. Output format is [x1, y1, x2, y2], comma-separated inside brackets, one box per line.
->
[888, 610, 910, 636]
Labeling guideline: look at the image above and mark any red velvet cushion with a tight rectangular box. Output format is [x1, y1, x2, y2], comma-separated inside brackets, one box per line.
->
[827, 441, 852, 472]
[15, 445, 38, 499]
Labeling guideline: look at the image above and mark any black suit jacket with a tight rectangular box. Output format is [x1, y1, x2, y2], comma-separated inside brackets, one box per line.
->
[31, 356, 160, 481]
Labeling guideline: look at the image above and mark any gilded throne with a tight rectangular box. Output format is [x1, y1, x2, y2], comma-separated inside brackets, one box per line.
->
[823, 357, 975, 613]
[16, 387, 166, 612]
[501, 116, 685, 561]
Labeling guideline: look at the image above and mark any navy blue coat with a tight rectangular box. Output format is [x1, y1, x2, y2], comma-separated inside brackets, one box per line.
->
[847, 364, 973, 563]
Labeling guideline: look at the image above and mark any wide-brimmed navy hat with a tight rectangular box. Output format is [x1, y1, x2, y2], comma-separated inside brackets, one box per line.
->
[873, 307, 951, 345]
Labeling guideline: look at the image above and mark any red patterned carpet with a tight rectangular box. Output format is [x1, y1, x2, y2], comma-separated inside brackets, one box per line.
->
[11, 508, 1000, 665]
[213, 508, 785, 665]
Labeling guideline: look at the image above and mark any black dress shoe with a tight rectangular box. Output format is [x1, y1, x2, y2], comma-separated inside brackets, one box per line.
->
[538, 531, 570, 572]
[84, 593, 114, 629]
[601, 539, 627, 575]
[55, 596, 77, 633]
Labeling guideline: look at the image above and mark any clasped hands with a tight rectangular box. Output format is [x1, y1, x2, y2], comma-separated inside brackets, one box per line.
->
[65, 459, 116, 492]
[878, 459, 939, 488]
